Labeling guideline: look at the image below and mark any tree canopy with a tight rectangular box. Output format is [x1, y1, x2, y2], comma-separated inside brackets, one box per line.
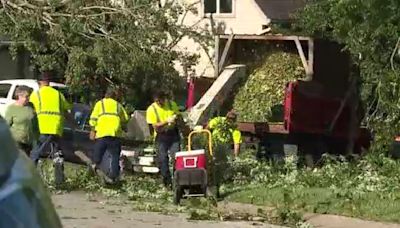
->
[0, 0, 211, 109]
[296, 0, 400, 142]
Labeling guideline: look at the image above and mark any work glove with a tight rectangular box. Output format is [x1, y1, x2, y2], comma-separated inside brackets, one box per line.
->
[167, 115, 177, 124]
[193, 125, 203, 131]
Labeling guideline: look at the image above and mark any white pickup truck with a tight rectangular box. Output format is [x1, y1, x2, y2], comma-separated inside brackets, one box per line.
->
[0, 79, 66, 117]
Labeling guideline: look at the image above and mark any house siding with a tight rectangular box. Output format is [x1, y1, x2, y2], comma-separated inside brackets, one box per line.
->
[175, 0, 305, 78]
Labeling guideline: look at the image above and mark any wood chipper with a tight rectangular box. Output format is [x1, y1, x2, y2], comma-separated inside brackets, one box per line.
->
[173, 129, 213, 205]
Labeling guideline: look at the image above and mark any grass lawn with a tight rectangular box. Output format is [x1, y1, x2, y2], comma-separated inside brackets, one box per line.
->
[225, 185, 400, 223]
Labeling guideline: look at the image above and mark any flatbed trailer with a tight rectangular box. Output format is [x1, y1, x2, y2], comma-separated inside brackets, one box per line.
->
[238, 121, 371, 164]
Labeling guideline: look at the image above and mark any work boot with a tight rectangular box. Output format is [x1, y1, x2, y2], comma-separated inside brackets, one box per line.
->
[163, 178, 172, 191]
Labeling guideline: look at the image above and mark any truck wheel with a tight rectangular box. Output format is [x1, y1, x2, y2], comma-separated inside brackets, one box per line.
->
[174, 186, 183, 205]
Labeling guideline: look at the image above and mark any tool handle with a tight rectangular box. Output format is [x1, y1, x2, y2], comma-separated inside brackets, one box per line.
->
[188, 129, 213, 156]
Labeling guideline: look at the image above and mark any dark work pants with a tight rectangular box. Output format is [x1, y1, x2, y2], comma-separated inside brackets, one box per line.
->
[93, 137, 122, 180]
[156, 136, 180, 186]
[30, 135, 60, 165]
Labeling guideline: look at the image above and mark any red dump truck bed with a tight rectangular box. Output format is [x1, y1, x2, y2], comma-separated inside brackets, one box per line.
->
[284, 80, 354, 138]
[237, 80, 372, 154]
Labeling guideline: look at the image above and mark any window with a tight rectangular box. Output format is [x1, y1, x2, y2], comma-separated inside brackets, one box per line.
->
[204, 0, 234, 15]
[0, 84, 11, 99]
[219, 0, 232, 13]
[204, 0, 216, 13]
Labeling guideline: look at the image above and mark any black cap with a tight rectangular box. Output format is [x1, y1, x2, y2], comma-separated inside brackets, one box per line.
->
[226, 110, 237, 120]
[38, 71, 53, 82]
[153, 90, 168, 100]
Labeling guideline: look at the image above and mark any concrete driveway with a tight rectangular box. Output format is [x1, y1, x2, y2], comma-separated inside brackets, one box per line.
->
[52, 192, 285, 228]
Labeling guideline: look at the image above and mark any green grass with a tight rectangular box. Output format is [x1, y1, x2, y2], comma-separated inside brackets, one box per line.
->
[225, 185, 400, 223]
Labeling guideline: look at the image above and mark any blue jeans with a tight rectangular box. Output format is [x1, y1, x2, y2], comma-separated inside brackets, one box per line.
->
[93, 137, 121, 181]
[156, 138, 180, 185]
[30, 135, 60, 165]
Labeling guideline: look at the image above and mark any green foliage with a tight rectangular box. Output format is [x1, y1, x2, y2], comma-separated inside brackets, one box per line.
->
[295, 0, 400, 146]
[227, 152, 400, 196]
[233, 51, 305, 122]
[225, 150, 400, 223]
[209, 117, 236, 144]
[0, 0, 211, 108]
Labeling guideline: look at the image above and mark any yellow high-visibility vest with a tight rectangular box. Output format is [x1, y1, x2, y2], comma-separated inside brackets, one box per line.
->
[146, 101, 179, 137]
[30, 86, 71, 136]
[89, 98, 128, 138]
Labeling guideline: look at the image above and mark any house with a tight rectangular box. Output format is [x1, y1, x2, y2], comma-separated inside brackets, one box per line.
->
[0, 37, 33, 80]
[174, 0, 307, 79]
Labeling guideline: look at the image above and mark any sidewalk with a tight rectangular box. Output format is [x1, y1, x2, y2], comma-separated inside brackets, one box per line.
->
[53, 193, 285, 228]
[52, 193, 400, 228]
[218, 202, 400, 228]
[305, 213, 400, 228]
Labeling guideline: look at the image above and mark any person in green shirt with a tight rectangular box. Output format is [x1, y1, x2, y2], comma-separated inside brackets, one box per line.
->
[4, 86, 38, 155]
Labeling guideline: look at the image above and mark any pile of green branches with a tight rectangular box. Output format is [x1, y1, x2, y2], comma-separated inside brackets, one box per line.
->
[233, 51, 305, 122]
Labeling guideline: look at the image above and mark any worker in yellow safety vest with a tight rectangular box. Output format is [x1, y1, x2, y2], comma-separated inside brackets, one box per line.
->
[207, 110, 242, 158]
[207, 110, 242, 198]
[89, 87, 129, 183]
[146, 90, 180, 189]
[29, 71, 72, 165]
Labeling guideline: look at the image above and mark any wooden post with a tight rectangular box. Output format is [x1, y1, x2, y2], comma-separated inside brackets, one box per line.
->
[307, 39, 314, 80]
[218, 34, 235, 74]
[294, 37, 310, 76]
[214, 35, 220, 78]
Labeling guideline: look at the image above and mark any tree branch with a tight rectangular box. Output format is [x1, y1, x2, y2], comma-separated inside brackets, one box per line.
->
[390, 37, 400, 72]
[179, 0, 200, 26]
[167, 18, 203, 50]
[86, 28, 129, 52]
[1, 0, 18, 24]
